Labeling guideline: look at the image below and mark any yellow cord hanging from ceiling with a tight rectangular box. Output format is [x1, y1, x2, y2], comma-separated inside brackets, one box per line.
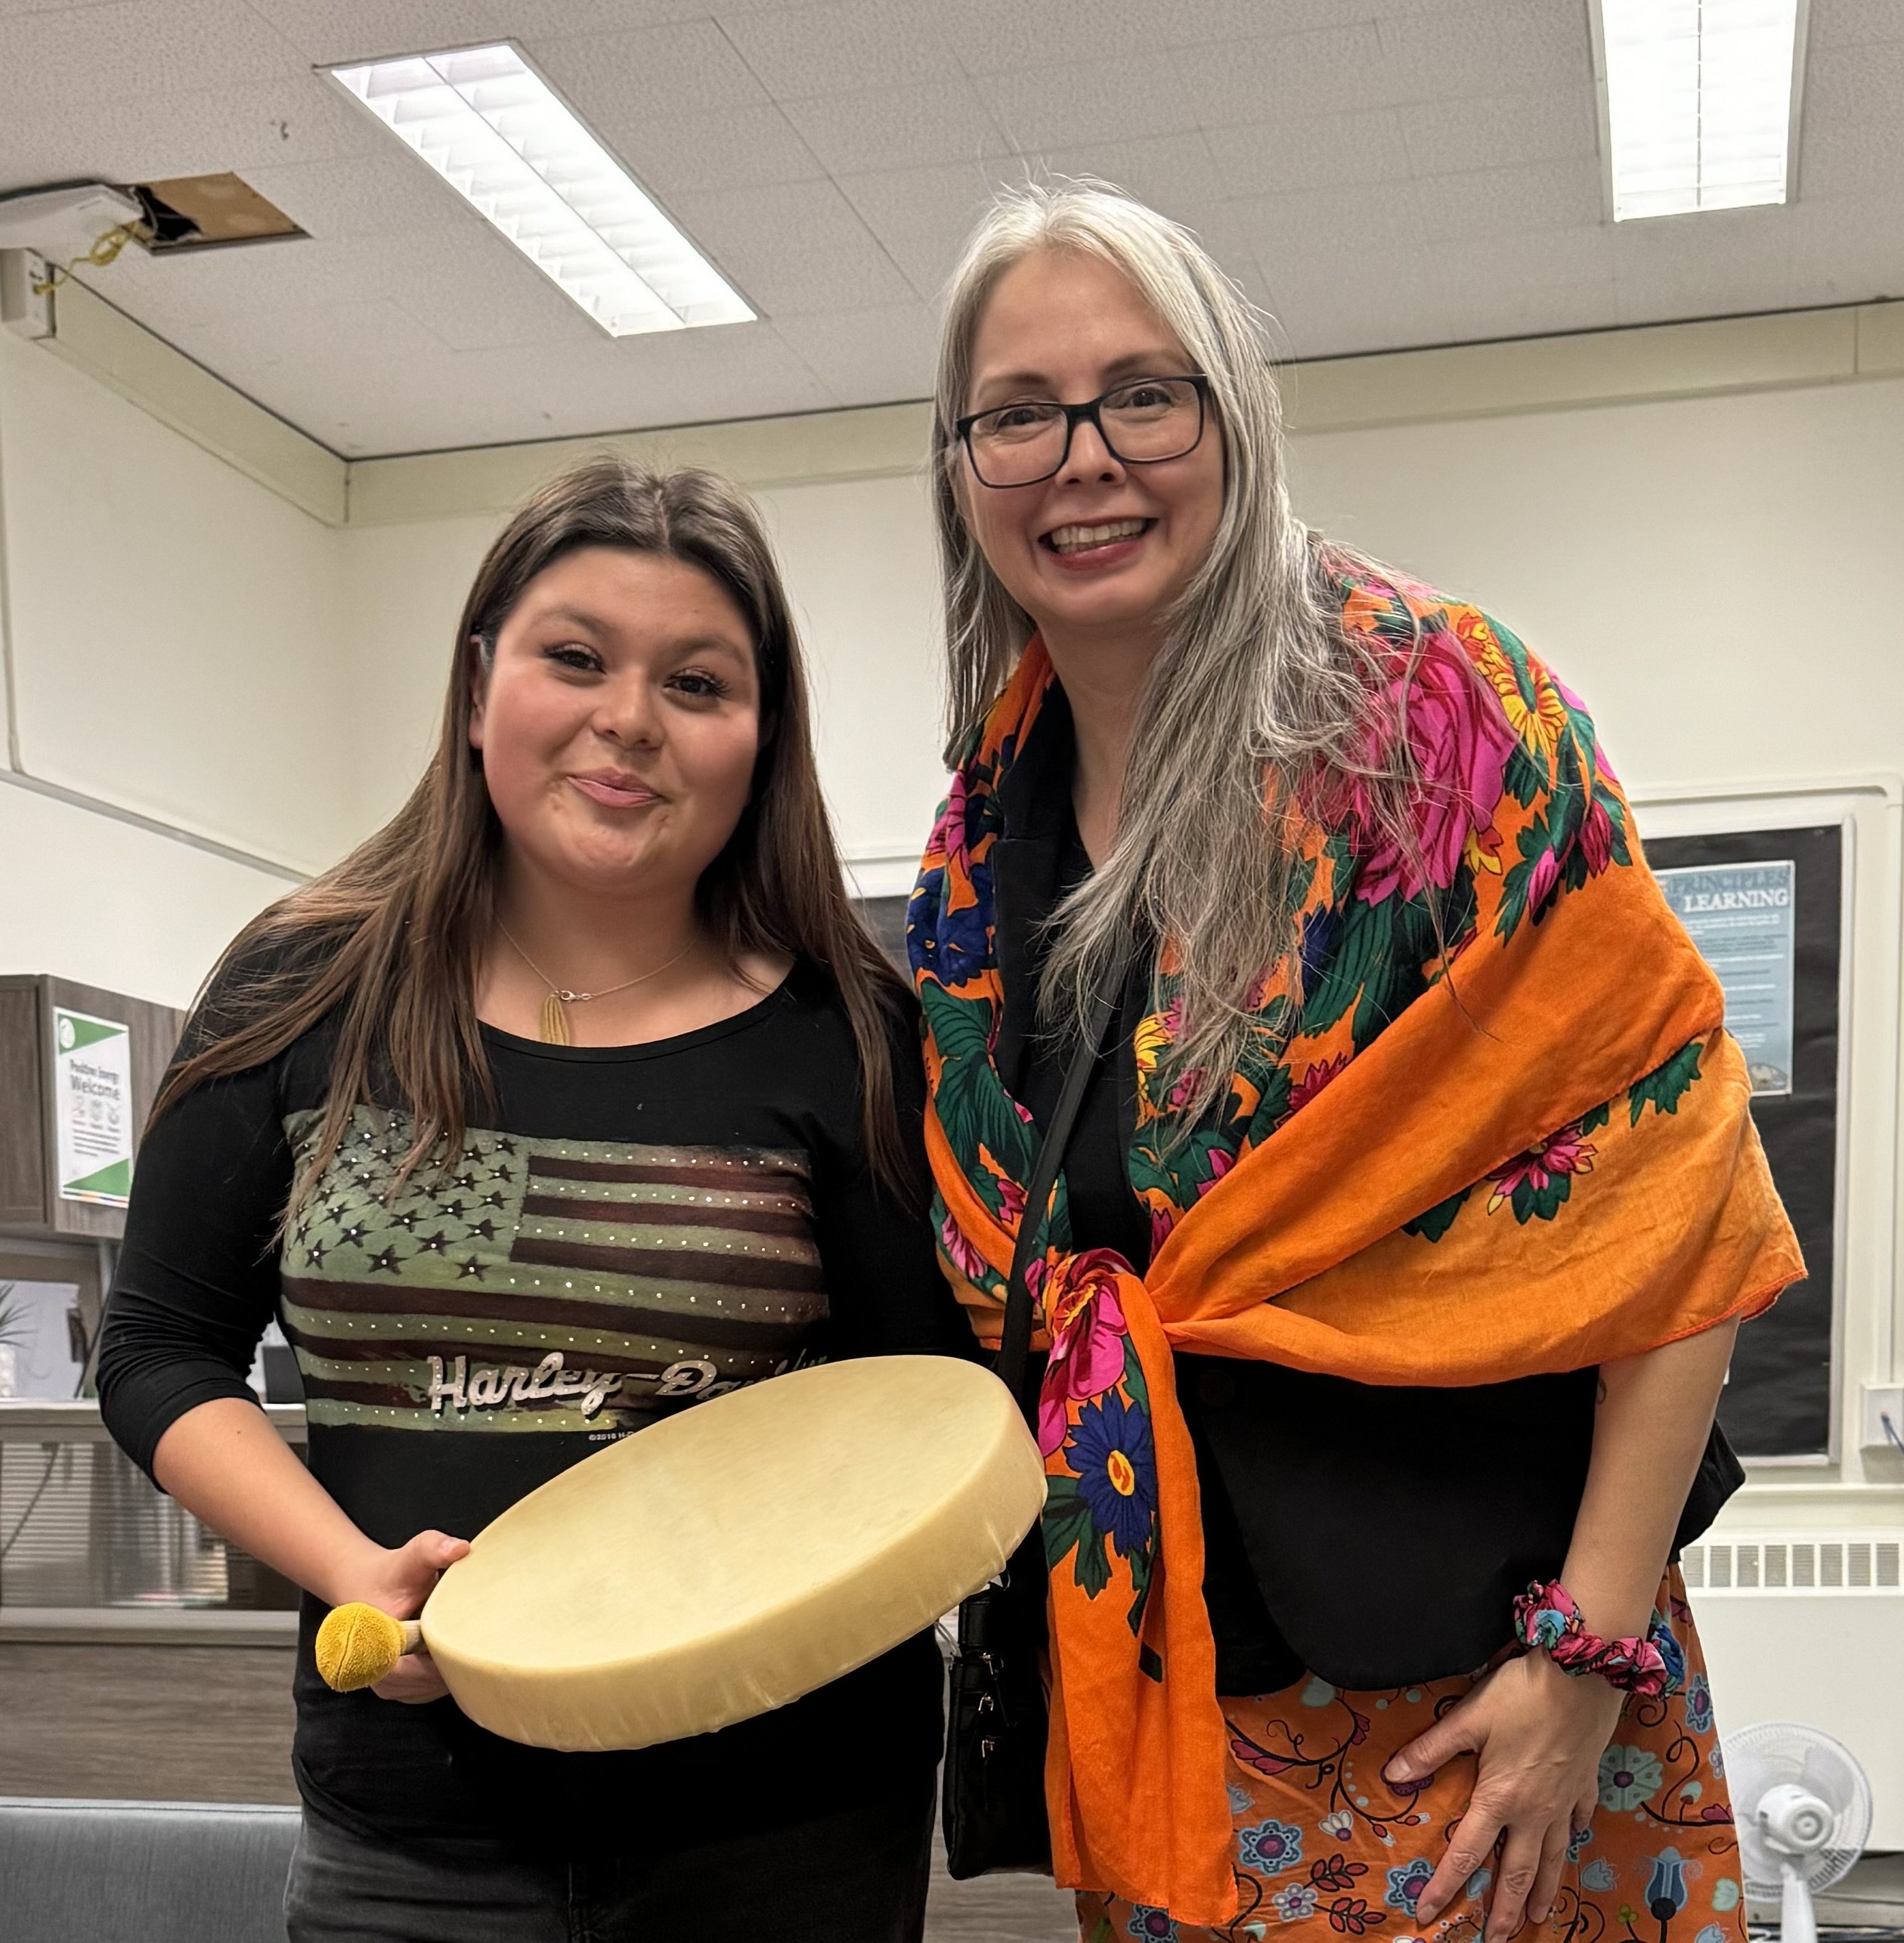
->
[29, 223, 144, 297]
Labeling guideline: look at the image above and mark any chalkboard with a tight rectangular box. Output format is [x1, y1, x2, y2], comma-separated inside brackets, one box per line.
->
[1644, 825, 1842, 1458]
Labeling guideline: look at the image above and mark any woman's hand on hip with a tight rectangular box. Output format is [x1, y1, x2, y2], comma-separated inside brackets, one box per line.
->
[1383, 1651, 1621, 1942]
[333, 1529, 471, 1706]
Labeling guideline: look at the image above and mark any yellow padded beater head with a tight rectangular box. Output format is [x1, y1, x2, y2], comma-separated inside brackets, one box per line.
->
[314, 1602, 409, 1692]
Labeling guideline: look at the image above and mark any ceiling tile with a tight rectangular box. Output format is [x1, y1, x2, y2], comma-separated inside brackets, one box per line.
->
[973, 51, 1202, 150]
[1796, 111, 1904, 202]
[1023, 132, 1224, 209]
[1803, 40, 1904, 144]
[367, 234, 608, 352]
[1177, 198, 1277, 315]
[1237, 178, 1431, 275]
[1609, 206, 1794, 324]
[291, 324, 834, 457]
[243, 0, 753, 67]
[607, 104, 830, 199]
[0, 0, 304, 101]
[1785, 195, 1904, 302]
[1206, 110, 1412, 197]
[1435, 222, 1617, 290]
[772, 299, 941, 405]
[0, 72, 375, 189]
[719, 0, 966, 98]
[1269, 268, 1465, 361]
[184, 295, 453, 372]
[1375, 2, 1592, 104]
[237, 153, 470, 242]
[79, 231, 374, 330]
[1193, 22, 1393, 128]
[533, 20, 770, 123]
[2, 0, 1899, 456]
[1807, 0, 1904, 48]
[1413, 158, 1605, 243]
[937, 0, 1379, 72]
[835, 159, 1001, 298]
[781, 78, 1012, 175]
[666, 178, 915, 317]
[1398, 84, 1599, 178]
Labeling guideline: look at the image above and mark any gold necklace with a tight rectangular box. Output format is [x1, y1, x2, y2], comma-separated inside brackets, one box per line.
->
[496, 922, 695, 1046]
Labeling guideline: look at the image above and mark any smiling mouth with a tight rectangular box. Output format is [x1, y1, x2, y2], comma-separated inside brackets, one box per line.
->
[1041, 518, 1152, 556]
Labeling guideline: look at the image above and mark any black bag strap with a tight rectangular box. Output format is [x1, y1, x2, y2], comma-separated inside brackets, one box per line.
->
[995, 927, 1137, 1425]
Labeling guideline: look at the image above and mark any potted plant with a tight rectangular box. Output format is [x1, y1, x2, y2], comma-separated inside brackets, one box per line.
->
[0, 1281, 23, 1399]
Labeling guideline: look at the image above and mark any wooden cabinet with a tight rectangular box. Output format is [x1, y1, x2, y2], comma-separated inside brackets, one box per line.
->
[0, 975, 186, 1242]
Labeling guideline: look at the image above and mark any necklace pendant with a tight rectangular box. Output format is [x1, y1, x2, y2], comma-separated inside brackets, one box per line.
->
[538, 991, 572, 1046]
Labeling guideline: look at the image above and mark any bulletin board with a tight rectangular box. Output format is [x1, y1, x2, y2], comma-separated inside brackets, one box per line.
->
[1645, 824, 1845, 1458]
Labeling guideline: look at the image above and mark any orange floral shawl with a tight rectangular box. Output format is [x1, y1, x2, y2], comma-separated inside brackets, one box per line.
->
[908, 575, 1800, 1924]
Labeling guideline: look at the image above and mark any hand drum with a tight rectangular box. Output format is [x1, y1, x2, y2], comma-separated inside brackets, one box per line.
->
[316, 1355, 1046, 1751]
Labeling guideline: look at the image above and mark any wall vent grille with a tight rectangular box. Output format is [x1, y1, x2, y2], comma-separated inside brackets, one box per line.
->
[1682, 1534, 1902, 1594]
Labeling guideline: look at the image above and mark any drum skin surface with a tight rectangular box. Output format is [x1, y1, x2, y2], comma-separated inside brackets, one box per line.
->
[419, 1355, 1046, 1751]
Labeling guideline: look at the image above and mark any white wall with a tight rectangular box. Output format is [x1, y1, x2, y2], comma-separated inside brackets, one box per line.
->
[0, 329, 341, 1008]
[1286, 378, 1904, 789]
[0, 781, 293, 1008]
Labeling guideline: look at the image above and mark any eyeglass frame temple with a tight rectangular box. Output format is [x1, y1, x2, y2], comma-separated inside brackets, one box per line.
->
[953, 373, 1211, 488]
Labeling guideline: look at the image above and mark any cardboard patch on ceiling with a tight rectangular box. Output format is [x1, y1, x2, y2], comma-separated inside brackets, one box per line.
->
[128, 173, 304, 253]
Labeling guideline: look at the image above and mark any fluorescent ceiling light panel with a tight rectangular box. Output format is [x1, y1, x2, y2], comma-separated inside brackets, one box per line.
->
[327, 44, 753, 333]
[1598, 0, 1805, 220]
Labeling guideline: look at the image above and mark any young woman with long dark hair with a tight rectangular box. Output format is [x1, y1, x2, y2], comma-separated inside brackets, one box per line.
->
[99, 457, 968, 1943]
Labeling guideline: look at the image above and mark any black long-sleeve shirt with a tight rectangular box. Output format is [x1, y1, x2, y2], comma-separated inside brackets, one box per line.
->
[99, 956, 971, 1854]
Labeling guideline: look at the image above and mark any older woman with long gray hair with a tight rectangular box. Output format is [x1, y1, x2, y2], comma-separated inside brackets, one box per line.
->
[908, 182, 1799, 1942]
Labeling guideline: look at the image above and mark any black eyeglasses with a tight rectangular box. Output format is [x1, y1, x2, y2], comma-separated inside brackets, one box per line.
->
[955, 374, 1210, 488]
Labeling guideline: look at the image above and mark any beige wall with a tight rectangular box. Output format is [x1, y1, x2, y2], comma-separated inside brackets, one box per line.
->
[0, 330, 329, 1009]
[0, 331, 351, 875]
[1288, 376, 1904, 790]
[0, 780, 291, 1007]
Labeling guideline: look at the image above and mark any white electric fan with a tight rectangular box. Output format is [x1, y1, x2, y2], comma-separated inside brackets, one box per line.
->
[1722, 1722, 1872, 1943]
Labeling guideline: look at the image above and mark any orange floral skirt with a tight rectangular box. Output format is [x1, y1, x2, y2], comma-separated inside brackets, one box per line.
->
[1077, 1574, 1743, 1943]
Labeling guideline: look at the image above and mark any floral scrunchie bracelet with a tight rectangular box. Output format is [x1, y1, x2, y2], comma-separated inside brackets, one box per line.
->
[1511, 1579, 1684, 1697]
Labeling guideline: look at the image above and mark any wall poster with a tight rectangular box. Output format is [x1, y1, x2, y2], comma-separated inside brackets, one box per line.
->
[51, 1007, 134, 1207]
[1645, 826, 1843, 1459]
[1657, 860, 1796, 1095]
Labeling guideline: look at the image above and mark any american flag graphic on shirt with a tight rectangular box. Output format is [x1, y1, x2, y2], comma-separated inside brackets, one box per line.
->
[279, 1107, 824, 1433]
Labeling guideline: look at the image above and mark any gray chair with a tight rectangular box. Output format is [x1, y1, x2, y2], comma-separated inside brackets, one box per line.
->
[0, 1796, 299, 1943]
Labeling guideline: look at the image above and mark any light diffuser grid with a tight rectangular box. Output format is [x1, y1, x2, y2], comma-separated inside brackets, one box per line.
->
[327, 44, 755, 336]
[1600, 0, 1804, 221]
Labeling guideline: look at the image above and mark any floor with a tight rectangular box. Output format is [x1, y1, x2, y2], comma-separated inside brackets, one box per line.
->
[0, 1640, 1076, 1938]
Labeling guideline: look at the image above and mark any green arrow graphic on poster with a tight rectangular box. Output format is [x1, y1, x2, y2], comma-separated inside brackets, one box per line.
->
[54, 1007, 135, 1207]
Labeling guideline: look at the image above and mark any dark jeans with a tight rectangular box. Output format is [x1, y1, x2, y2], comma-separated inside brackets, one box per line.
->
[283, 1785, 936, 1943]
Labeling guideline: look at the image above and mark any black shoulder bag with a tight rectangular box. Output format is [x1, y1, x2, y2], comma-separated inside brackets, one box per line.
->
[941, 933, 1132, 1879]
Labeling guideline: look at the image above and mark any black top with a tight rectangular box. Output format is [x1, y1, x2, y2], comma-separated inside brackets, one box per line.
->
[996, 689, 1741, 1694]
[98, 954, 972, 1854]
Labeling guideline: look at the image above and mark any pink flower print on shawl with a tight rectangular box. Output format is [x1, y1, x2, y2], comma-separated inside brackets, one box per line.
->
[1487, 1124, 1596, 1213]
[926, 768, 974, 879]
[940, 1209, 990, 1282]
[1351, 628, 1520, 904]
[1037, 1249, 1132, 1458]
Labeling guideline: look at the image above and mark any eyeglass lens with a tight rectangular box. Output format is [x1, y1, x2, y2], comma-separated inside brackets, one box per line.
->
[967, 377, 1203, 486]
